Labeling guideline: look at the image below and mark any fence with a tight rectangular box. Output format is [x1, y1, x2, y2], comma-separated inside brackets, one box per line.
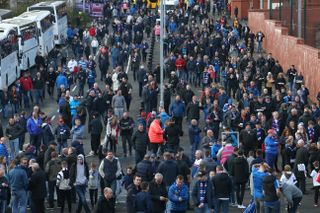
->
[267, 0, 320, 49]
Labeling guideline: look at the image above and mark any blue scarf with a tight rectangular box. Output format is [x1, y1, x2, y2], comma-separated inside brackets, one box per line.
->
[272, 119, 280, 134]
[256, 128, 262, 141]
[199, 181, 207, 203]
[308, 127, 315, 142]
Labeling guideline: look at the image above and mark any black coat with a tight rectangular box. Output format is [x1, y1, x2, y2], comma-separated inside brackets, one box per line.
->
[95, 197, 115, 213]
[89, 117, 103, 135]
[149, 180, 168, 213]
[126, 184, 141, 213]
[294, 146, 309, 178]
[29, 169, 47, 199]
[211, 172, 232, 198]
[231, 156, 249, 183]
[164, 123, 181, 145]
[157, 160, 179, 187]
[186, 101, 201, 121]
[132, 130, 149, 151]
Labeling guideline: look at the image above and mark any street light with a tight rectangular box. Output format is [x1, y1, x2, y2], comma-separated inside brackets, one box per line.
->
[159, 0, 164, 107]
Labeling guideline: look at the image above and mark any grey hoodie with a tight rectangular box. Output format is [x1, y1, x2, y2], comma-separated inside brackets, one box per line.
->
[281, 182, 303, 205]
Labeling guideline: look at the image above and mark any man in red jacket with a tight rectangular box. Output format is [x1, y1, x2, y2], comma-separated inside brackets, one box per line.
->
[175, 55, 186, 81]
[20, 72, 33, 108]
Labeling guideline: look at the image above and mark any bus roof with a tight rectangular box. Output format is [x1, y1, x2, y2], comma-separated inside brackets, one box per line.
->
[2, 18, 36, 28]
[30, 1, 66, 8]
[18, 10, 51, 22]
[0, 23, 14, 40]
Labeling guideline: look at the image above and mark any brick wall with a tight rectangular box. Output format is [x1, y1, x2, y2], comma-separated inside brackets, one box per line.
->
[248, 10, 320, 102]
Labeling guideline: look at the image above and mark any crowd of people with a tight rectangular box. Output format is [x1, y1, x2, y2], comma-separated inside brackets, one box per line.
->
[0, 0, 320, 213]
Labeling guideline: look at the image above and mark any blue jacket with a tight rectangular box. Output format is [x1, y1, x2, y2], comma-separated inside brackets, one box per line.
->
[70, 100, 80, 116]
[27, 118, 42, 135]
[159, 111, 171, 128]
[168, 182, 189, 211]
[8, 166, 28, 192]
[264, 136, 278, 155]
[55, 74, 68, 89]
[168, 183, 189, 211]
[169, 101, 185, 118]
[0, 144, 9, 160]
[189, 125, 201, 145]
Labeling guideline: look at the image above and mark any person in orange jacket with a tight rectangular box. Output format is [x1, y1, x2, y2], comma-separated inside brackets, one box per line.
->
[148, 116, 164, 155]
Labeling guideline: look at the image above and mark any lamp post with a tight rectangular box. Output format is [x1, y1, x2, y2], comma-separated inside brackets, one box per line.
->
[159, 0, 164, 107]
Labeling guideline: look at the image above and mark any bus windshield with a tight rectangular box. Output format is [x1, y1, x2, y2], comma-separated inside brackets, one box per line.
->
[0, 30, 18, 59]
[56, 3, 67, 19]
[20, 24, 37, 42]
[40, 15, 53, 33]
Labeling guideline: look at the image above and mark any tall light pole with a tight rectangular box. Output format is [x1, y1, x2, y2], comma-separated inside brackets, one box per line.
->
[159, 0, 164, 107]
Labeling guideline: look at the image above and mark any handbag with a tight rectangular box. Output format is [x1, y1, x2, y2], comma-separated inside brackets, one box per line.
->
[316, 172, 320, 183]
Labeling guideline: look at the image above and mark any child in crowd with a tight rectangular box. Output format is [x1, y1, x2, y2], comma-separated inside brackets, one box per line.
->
[122, 166, 133, 190]
[247, 151, 255, 167]
[88, 162, 99, 208]
[310, 161, 320, 206]
[280, 165, 297, 185]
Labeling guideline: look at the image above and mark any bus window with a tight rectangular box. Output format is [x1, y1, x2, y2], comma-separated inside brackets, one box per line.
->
[21, 25, 37, 43]
[56, 4, 67, 19]
[40, 16, 53, 33]
[0, 30, 18, 58]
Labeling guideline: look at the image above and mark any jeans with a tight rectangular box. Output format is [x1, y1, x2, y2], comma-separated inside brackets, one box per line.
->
[91, 134, 101, 154]
[34, 89, 43, 105]
[30, 134, 42, 152]
[59, 189, 72, 213]
[103, 179, 117, 197]
[114, 107, 124, 119]
[75, 184, 90, 213]
[31, 198, 44, 213]
[215, 198, 229, 213]
[135, 149, 146, 164]
[57, 141, 68, 154]
[10, 138, 20, 159]
[11, 190, 27, 213]
[195, 203, 211, 213]
[265, 153, 277, 169]
[89, 189, 98, 207]
[48, 180, 57, 207]
[0, 200, 6, 213]
[235, 182, 246, 205]
[264, 200, 280, 213]
[121, 135, 132, 155]
[191, 141, 199, 162]
[288, 197, 302, 213]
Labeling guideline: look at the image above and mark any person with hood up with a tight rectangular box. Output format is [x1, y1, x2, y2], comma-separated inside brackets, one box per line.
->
[70, 154, 90, 213]
[280, 165, 297, 186]
[148, 116, 164, 155]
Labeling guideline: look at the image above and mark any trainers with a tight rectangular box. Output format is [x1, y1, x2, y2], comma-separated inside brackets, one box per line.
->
[238, 205, 246, 209]
[231, 203, 237, 207]
[86, 151, 94, 157]
[314, 204, 318, 207]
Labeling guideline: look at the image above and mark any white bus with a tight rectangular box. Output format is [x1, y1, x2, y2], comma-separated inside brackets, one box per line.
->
[28, 1, 68, 45]
[0, 25, 19, 89]
[1, 18, 39, 70]
[18, 10, 55, 56]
